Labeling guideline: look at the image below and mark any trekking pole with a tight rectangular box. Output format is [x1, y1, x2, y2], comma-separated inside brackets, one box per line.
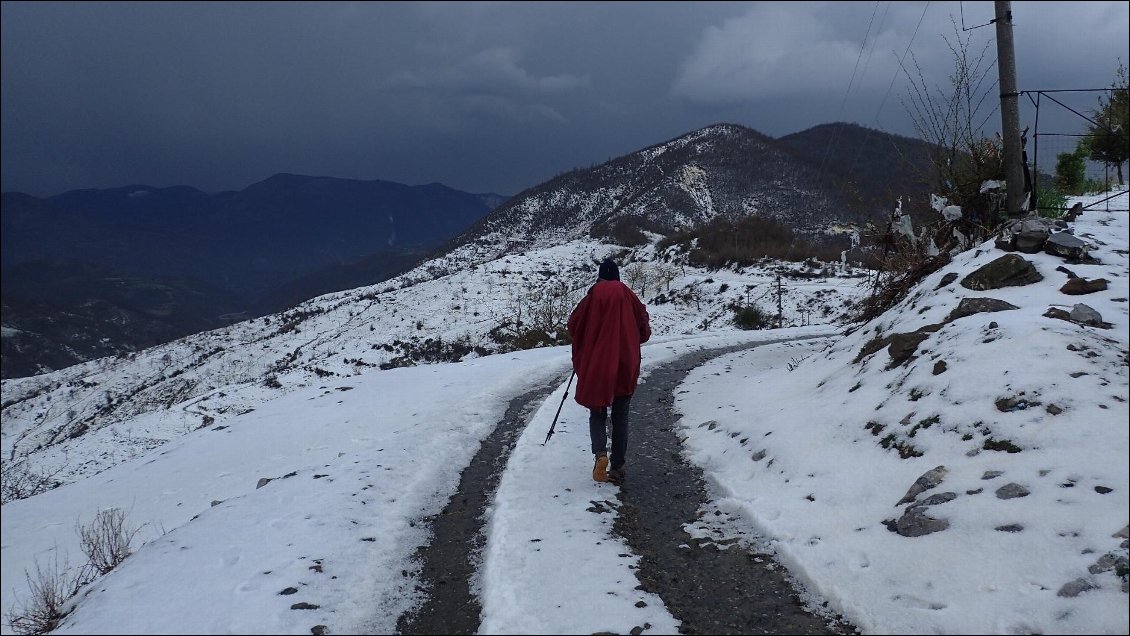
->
[542, 371, 575, 445]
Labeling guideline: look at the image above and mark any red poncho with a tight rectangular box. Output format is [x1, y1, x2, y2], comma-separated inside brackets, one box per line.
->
[567, 280, 651, 409]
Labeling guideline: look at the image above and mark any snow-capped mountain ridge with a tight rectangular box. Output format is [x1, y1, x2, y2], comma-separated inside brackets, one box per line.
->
[453, 122, 870, 256]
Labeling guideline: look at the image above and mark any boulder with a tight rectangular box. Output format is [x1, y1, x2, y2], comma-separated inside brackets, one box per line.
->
[1015, 218, 1051, 253]
[961, 254, 1043, 290]
[886, 324, 943, 367]
[1045, 231, 1090, 260]
[895, 505, 950, 537]
[945, 297, 1019, 322]
[1060, 277, 1109, 295]
[1069, 303, 1104, 327]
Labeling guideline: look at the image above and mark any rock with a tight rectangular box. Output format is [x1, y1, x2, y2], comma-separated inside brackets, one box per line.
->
[919, 491, 957, 506]
[855, 335, 892, 363]
[1045, 304, 1110, 329]
[1069, 303, 1104, 327]
[1044, 307, 1072, 321]
[1115, 525, 1129, 539]
[1095, 485, 1113, 494]
[961, 254, 1043, 290]
[280, 587, 298, 595]
[291, 602, 320, 610]
[895, 506, 950, 537]
[934, 272, 959, 290]
[932, 360, 947, 375]
[945, 297, 1019, 322]
[887, 332, 931, 366]
[995, 482, 1030, 499]
[1057, 578, 1096, 598]
[1059, 277, 1108, 295]
[1046, 404, 1063, 415]
[256, 477, 273, 489]
[995, 524, 1024, 532]
[897, 465, 948, 505]
[994, 231, 1017, 251]
[1015, 219, 1051, 253]
[1088, 553, 1128, 575]
[996, 396, 1038, 412]
[886, 324, 943, 367]
[981, 470, 1004, 480]
[311, 626, 327, 636]
[1045, 231, 1090, 260]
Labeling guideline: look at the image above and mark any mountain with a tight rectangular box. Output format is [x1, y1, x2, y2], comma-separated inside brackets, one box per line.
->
[1, 176, 503, 378]
[452, 123, 877, 257]
[2, 175, 502, 296]
[778, 121, 937, 216]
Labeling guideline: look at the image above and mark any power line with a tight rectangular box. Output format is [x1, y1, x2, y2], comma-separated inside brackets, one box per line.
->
[959, 1, 995, 31]
[872, 1, 931, 132]
[817, 1, 883, 178]
[843, 2, 931, 185]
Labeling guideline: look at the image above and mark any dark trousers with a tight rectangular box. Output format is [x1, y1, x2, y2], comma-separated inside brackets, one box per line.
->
[590, 395, 631, 469]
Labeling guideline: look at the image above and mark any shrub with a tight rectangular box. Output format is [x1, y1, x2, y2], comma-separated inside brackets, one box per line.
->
[1034, 186, 1068, 218]
[77, 509, 140, 575]
[0, 460, 64, 504]
[733, 305, 770, 330]
[1054, 145, 1088, 194]
[4, 554, 89, 635]
[659, 215, 847, 268]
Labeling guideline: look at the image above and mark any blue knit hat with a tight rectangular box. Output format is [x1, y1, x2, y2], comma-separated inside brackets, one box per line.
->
[598, 259, 620, 281]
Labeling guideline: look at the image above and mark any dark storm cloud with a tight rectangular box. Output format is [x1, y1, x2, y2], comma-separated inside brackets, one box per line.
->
[2, 1, 1127, 198]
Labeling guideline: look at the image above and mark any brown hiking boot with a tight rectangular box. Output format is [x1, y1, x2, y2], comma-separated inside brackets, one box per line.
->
[592, 453, 609, 482]
[607, 465, 626, 485]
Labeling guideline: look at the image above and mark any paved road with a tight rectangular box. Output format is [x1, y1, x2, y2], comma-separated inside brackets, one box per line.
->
[396, 341, 856, 635]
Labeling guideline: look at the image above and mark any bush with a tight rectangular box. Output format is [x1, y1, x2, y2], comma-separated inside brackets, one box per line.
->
[733, 305, 770, 330]
[1034, 186, 1068, 218]
[1055, 146, 1088, 194]
[77, 509, 140, 575]
[1, 460, 64, 504]
[6, 509, 141, 634]
[659, 215, 847, 268]
[4, 554, 89, 635]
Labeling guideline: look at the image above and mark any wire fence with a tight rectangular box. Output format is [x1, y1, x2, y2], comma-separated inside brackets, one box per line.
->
[1023, 87, 1129, 214]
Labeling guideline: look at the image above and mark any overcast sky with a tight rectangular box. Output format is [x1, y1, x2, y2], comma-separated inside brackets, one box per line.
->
[2, 1, 1127, 198]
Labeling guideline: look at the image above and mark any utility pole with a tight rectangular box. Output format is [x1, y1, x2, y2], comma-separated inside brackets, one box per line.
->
[775, 274, 783, 328]
[995, 1, 1026, 217]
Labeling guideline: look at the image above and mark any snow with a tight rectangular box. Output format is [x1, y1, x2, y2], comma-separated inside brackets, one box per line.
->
[1, 189, 1127, 635]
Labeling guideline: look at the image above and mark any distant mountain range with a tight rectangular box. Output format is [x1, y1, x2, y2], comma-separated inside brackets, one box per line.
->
[1, 176, 504, 377]
[1, 121, 938, 379]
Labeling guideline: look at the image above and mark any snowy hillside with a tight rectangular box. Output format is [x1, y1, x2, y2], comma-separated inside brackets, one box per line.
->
[1, 190, 1126, 636]
[1, 236, 866, 490]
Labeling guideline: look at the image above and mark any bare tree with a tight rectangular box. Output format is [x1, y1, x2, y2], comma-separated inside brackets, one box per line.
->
[900, 17, 1005, 233]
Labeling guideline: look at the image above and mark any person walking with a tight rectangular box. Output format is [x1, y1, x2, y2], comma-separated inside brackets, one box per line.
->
[566, 258, 651, 485]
